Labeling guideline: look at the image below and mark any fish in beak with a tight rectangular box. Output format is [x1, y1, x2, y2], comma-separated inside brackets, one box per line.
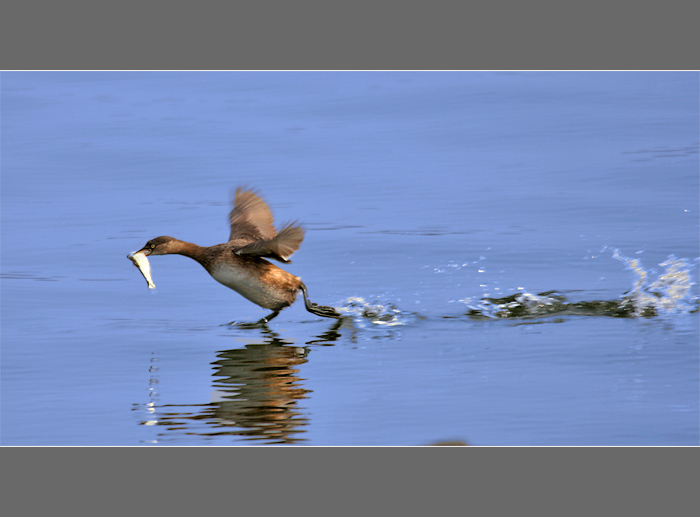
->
[127, 249, 155, 289]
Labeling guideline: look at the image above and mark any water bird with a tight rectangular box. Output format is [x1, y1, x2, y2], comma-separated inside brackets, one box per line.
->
[128, 188, 341, 325]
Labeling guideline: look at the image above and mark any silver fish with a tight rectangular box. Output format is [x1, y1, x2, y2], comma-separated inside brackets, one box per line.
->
[127, 250, 155, 289]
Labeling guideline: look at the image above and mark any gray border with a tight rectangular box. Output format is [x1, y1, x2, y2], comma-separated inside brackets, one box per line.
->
[1, 447, 698, 511]
[1, 4, 697, 513]
[1, 3, 698, 69]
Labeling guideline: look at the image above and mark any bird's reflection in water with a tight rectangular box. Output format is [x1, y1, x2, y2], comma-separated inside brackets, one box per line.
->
[305, 318, 343, 345]
[145, 321, 344, 444]
[209, 334, 310, 443]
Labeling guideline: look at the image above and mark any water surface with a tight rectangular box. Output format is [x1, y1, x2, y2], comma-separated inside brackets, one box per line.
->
[2, 71, 698, 445]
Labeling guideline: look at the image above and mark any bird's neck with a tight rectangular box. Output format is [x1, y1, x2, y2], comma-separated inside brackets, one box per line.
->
[169, 239, 207, 261]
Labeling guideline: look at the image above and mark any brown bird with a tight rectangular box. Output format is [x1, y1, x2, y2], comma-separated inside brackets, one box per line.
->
[129, 188, 341, 325]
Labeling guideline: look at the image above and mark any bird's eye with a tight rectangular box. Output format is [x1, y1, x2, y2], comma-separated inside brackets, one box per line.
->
[150, 244, 155, 249]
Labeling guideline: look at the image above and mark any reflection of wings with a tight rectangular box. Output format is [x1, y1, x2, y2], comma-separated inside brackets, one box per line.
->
[228, 188, 304, 263]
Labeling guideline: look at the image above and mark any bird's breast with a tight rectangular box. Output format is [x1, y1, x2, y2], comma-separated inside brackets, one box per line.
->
[208, 260, 299, 310]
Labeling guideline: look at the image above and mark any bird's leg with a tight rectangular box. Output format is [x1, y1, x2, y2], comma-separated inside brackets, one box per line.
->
[256, 310, 280, 325]
[300, 283, 341, 319]
[227, 310, 279, 329]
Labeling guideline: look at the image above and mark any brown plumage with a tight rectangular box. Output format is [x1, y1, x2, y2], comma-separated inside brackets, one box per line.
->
[228, 189, 304, 263]
[130, 188, 340, 324]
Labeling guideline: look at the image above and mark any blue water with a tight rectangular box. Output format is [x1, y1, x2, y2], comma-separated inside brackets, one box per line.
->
[2, 71, 698, 445]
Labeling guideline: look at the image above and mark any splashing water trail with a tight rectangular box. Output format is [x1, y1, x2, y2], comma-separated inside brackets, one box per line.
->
[337, 250, 697, 325]
[461, 249, 698, 320]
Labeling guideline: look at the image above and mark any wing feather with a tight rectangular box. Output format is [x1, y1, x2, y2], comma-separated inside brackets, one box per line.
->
[228, 188, 277, 243]
[233, 222, 304, 263]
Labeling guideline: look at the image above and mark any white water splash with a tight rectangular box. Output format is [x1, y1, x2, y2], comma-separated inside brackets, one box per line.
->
[612, 249, 697, 316]
[337, 297, 413, 327]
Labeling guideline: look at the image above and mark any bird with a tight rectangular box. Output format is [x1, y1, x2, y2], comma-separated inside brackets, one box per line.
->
[129, 188, 341, 325]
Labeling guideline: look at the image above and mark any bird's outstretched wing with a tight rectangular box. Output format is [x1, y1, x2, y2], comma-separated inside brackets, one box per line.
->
[228, 188, 277, 243]
[228, 188, 304, 263]
[233, 223, 304, 263]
